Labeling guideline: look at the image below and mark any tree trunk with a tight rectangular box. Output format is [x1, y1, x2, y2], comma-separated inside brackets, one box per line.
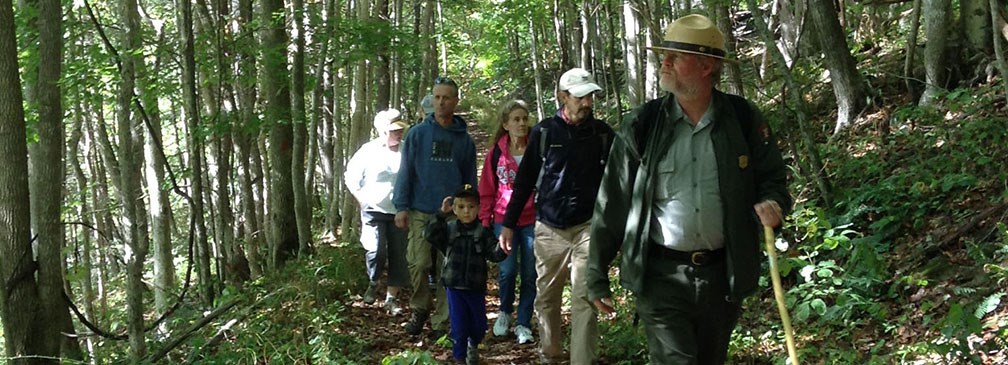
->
[808, 0, 869, 135]
[207, 0, 238, 287]
[178, 0, 214, 307]
[746, 0, 833, 207]
[905, 0, 922, 96]
[621, 0, 643, 106]
[308, 0, 334, 239]
[770, 0, 802, 68]
[990, 0, 1008, 105]
[578, 0, 590, 68]
[255, 133, 269, 256]
[317, 0, 339, 236]
[530, 17, 546, 121]
[292, 0, 313, 257]
[919, 0, 951, 106]
[338, 83, 356, 238]
[640, 0, 661, 100]
[0, 1, 46, 359]
[391, 0, 403, 108]
[962, 0, 992, 53]
[342, 0, 372, 240]
[118, 0, 150, 358]
[135, 33, 176, 318]
[69, 107, 98, 328]
[556, 0, 573, 70]
[325, 74, 342, 235]
[263, 0, 299, 267]
[595, 0, 614, 114]
[70, 106, 99, 359]
[85, 114, 114, 324]
[376, 0, 391, 110]
[235, 0, 261, 279]
[710, 2, 745, 96]
[27, 0, 81, 358]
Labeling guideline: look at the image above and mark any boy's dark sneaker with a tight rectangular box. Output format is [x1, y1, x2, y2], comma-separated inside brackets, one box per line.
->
[404, 310, 429, 336]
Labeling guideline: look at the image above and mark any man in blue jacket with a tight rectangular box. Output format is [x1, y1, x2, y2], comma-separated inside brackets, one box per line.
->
[394, 77, 478, 339]
[588, 14, 791, 364]
[500, 68, 614, 364]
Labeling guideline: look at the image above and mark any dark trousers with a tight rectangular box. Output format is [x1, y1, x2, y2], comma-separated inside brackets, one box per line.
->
[636, 248, 740, 365]
[446, 287, 488, 361]
[360, 211, 409, 287]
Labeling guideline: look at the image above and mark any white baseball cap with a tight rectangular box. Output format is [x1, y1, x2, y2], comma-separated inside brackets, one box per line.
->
[373, 109, 403, 132]
[559, 68, 602, 97]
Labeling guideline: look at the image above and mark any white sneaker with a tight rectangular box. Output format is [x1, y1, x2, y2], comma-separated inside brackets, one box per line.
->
[492, 312, 510, 337]
[514, 325, 534, 344]
[384, 298, 403, 316]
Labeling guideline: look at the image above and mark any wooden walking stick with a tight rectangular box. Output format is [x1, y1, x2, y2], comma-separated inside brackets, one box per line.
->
[764, 225, 800, 365]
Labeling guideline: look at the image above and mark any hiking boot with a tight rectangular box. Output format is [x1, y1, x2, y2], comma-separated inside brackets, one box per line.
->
[492, 311, 510, 337]
[429, 329, 448, 341]
[384, 298, 403, 316]
[466, 342, 480, 365]
[515, 324, 534, 344]
[404, 310, 429, 336]
[362, 282, 377, 304]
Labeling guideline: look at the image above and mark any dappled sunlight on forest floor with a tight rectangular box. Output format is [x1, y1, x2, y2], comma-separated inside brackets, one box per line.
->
[341, 277, 543, 364]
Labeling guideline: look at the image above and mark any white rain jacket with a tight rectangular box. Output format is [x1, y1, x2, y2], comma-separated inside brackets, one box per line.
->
[344, 138, 401, 214]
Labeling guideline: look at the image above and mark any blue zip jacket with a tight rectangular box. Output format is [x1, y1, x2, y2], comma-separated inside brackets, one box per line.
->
[503, 109, 614, 229]
[393, 114, 477, 214]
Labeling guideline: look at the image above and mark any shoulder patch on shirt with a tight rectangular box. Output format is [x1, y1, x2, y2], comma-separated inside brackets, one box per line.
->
[738, 155, 749, 169]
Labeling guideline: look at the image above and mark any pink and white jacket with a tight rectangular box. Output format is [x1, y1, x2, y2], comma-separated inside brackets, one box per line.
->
[478, 135, 536, 228]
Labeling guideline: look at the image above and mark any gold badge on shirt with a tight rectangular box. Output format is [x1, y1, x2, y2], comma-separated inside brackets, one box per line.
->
[738, 155, 749, 169]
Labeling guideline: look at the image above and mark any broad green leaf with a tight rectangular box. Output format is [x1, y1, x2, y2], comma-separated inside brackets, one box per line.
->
[811, 298, 828, 316]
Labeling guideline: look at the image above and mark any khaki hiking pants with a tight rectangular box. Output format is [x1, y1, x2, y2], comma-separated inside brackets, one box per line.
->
[406, 210, 449, 331]
[534, 221, 598, 364]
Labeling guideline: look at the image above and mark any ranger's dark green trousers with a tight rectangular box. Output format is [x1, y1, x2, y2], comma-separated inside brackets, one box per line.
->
[635, 245, 741, 365]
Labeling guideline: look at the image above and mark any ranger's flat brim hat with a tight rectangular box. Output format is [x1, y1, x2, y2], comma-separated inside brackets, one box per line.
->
[648, 14, 736, 63]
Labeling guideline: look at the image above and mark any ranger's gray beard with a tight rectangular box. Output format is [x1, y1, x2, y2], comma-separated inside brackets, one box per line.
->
[660, 73, 700, 101]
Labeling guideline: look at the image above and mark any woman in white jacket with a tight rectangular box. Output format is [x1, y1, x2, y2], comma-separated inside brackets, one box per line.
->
[345, 109, 410, 314]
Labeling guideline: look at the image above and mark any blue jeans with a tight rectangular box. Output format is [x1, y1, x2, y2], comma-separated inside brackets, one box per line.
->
[494, 223, 537, 327]
[446, 287, 487, 361]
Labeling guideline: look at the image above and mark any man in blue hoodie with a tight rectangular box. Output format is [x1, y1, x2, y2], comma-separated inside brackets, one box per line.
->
[394, 77, 478, 339]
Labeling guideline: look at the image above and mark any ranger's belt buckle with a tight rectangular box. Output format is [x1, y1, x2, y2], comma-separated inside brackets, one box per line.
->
[691, 251, 707, 265]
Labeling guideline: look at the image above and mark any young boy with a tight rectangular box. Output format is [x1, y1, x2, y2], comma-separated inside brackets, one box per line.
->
[424, 184, 507, 365]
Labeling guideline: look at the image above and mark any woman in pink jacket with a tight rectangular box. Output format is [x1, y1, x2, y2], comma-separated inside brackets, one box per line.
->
[478, 99, 538, 345]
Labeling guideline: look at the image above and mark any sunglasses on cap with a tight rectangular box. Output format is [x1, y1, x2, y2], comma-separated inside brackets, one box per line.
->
[434, 76, 457, 88]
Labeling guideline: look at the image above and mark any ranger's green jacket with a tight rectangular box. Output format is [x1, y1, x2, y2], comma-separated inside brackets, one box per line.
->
[587, 91, 791, 302]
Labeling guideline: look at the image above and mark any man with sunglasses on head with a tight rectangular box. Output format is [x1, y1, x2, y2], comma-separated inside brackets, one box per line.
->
[394, 77, 478, 340]
[499, 68, 614, 364]
[587, 14, 791, 364]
